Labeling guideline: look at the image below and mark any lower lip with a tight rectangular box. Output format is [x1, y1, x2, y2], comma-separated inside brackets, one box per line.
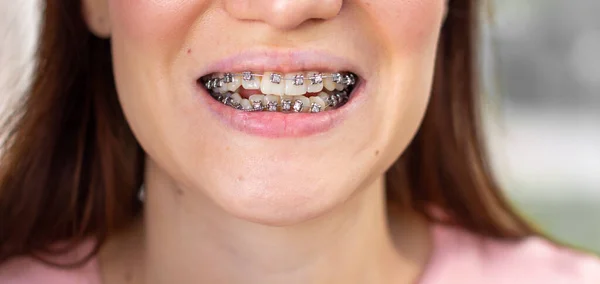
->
[193, 83, 365, 138]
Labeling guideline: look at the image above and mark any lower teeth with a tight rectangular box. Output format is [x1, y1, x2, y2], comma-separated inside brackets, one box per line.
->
[210, 91, 350, 113]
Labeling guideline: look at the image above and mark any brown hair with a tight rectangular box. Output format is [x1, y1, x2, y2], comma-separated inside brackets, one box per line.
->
[0, 0, 535, 264]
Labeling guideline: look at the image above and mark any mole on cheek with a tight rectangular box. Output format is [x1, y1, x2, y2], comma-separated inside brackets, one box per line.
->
[375, 150, 380, 156]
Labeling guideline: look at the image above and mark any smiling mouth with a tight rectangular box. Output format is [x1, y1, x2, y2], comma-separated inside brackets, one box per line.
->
[199, 71, 358, 113]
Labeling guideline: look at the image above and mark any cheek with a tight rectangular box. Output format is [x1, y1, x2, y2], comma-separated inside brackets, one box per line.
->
[359, 1, 444, 163]
[106, 0, 208, 173]
[107, 0, 208, 50]
[361, 0, 445, 54]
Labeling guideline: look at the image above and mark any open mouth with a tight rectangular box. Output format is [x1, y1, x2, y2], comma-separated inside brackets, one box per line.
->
[198, 71, 359, 113]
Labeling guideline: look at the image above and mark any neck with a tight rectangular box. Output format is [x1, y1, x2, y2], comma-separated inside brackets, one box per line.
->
[138, 162, 431, 284]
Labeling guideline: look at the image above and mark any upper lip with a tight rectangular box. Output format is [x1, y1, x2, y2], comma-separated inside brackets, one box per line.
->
[194, 48, 366, 80]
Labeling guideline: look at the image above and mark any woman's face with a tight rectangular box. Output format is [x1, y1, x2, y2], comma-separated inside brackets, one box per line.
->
[85, 0, 446, 224]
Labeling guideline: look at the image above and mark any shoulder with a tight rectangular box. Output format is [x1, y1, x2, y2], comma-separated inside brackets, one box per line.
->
[0, 242, 101, 284]
[422, 224, 600, 284]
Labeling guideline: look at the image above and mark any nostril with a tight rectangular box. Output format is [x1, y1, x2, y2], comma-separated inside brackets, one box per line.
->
[269, 12, 312, 30]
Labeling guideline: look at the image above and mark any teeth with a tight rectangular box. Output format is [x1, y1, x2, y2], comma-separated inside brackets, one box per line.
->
[208, 71, 355, 94]
[306, 71, 324, 93]
[213, 73, 228, 94]
[335, 91, 349, 105]
[309, 96, 326, 113]
[204, 78, 215, 89]
[280, 96, 293, 112]
[332, 73, 345, 91]
[270, 73, 283, 84]
[322, 73, 344, 91]
[221, 92, 233, 105]
[212, 92, 223, 101]
[284, 73, 308, 96]
[323, 76, 337, 92]
[242, 72, 261, 90]
[326, 93, 339, 107]
[264, 95, 280, 112]
[332, 73, 343, 84]
[261, 72, 285, 95]
[227, 75, 242, 92]
[292, 96, 310, 113]
[212, 92, 348, 113]
[223, 73, 234, 83]
[343, 74, 356, 86]
[317, 92, 330, 109]
[249, 94, 265, 111]
[293, 74, 305, 85]
[242, 71, 253, 81]
[230, 93, 242, 106]
[308, 72, 324, 85]
[240, 99, 252, 111]
[206, 71, 357, 112]
[215, 80, 228, 94]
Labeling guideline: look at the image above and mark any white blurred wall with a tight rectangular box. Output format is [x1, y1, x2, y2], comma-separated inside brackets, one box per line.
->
[0, 1, 39, 120]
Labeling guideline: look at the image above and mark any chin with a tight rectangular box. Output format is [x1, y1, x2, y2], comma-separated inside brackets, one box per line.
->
[217, 182, 343, 226]
[184, 154, 359, 226]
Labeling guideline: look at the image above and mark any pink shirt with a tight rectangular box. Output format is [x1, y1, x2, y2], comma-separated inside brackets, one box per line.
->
[1, 224, 599, 283]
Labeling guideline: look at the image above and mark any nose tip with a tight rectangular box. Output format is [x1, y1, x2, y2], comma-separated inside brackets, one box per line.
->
[268, 0, 341, 30]
[225, 0, 342, 30]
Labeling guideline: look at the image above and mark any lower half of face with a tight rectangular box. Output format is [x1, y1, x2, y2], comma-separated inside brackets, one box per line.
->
[105, 0, 445, 225]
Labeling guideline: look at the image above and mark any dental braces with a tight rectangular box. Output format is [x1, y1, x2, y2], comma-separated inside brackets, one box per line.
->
[212, 91, 350, 113]
[204, 72, 356, 89]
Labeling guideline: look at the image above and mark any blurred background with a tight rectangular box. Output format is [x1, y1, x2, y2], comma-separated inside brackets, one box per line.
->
[1, 1, 598, 252]
[480, 0, 600, 253]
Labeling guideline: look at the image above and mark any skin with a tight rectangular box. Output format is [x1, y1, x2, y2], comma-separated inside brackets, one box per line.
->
[84, 0, 447, 283]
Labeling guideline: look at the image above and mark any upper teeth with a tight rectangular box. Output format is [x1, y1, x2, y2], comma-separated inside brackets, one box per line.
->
[262, 72, 286, 95]
[293, 74, 305, 86]
[309, 73, 323, 85]
[306, 71, 324, 93]
[242, 71, 253, 81]
[284, 73, 307, 96]
[332, 73, 342, 83]
[205, 71, 356, 97]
